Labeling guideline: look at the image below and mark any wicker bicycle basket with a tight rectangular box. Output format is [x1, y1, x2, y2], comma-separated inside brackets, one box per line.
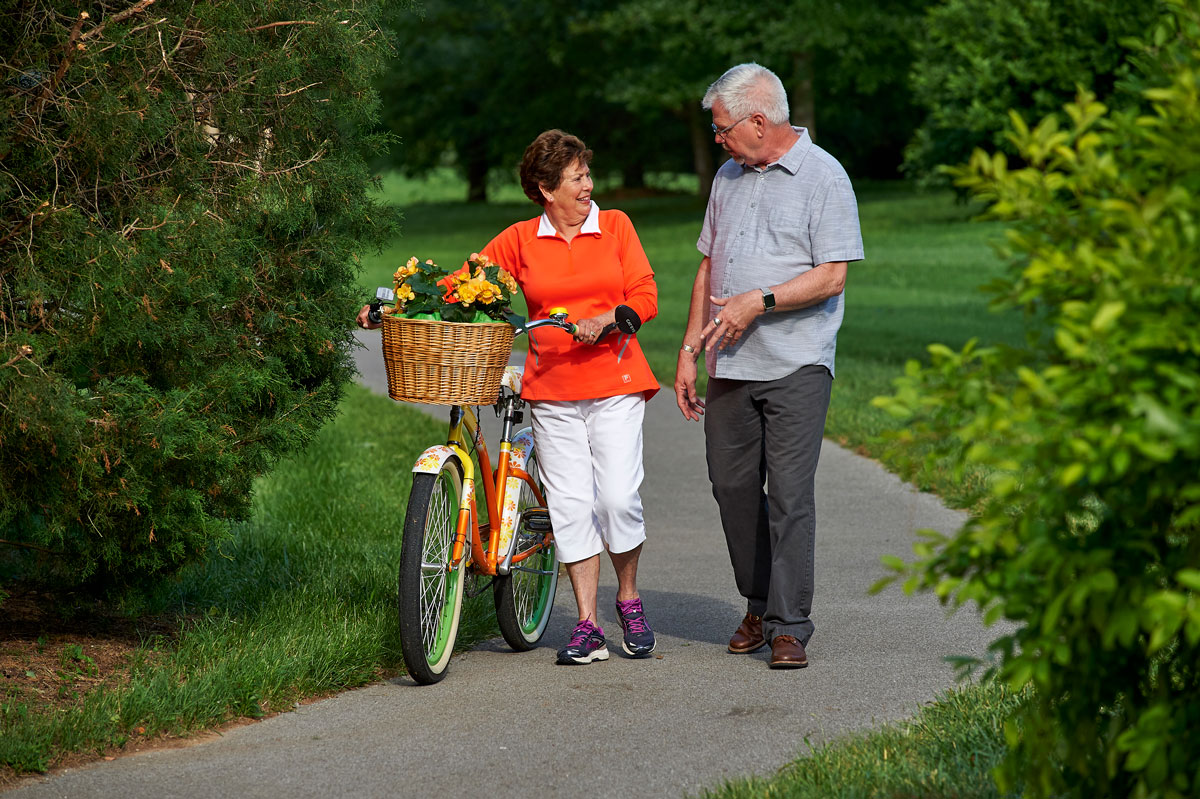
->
[380, 315, 516, 405]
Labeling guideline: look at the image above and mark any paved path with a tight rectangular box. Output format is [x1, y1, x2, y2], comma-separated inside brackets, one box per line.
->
[9, 332, 994, 799]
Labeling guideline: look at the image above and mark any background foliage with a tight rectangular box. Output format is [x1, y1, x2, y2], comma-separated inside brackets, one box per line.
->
[903, 0, 1164, 185]
[876, 1, 1200, 795]
[0, 0, 399, 590]
[379, 0, 934, 200]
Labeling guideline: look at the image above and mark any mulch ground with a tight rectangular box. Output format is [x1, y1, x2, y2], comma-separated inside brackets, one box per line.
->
[0, 588, 182, 788]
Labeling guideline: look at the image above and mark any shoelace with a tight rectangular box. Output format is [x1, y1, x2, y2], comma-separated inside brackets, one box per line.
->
[568, 621, 598, 648]
[617, 600, 649, 634]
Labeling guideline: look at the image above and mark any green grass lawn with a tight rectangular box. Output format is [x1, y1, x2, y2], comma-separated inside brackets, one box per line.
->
[4, 174, 1029, 793]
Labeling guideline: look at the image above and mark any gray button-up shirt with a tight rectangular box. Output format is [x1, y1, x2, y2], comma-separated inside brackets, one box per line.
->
[697, 128, 864, 380]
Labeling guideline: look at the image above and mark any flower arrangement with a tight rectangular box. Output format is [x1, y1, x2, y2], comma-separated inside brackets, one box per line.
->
[385, 252, 520, 324]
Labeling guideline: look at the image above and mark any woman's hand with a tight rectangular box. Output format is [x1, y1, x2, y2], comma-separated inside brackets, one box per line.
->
[572, 308, 617, 344]
[356, 305, 381, 330]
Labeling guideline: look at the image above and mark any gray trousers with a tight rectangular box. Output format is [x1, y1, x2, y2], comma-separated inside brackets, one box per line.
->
[704, 365, 832, 646]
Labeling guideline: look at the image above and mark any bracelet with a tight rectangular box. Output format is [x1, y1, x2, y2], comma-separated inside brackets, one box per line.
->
[680, 343, 696, 354]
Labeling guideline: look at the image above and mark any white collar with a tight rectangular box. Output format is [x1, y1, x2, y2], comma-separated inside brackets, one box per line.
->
[537, 201, 600, 238]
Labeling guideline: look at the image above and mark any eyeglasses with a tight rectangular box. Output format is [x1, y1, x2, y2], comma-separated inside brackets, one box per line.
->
[711, 115, 751, 139]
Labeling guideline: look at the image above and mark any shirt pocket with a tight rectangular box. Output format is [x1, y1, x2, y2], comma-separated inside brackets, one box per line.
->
[765, 205, 812, 263]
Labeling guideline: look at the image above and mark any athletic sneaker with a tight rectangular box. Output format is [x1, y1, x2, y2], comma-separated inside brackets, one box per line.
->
[556, 620, 609, 665]
[615, 597, 656, 658]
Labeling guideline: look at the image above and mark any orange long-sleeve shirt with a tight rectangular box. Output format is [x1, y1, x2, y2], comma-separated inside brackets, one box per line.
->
[482, 205, 659, 402]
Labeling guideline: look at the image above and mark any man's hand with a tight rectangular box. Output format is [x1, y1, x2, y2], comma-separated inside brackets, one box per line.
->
[674, 351, 705, 422]
[356, 305, 381, 330]
[702, 290, 762, 351]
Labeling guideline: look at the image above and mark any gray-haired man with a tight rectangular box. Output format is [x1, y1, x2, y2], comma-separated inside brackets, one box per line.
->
[674, 62, 864, 669]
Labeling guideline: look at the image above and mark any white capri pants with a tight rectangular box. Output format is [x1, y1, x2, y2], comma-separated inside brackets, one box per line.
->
[529, 393, 647, 564]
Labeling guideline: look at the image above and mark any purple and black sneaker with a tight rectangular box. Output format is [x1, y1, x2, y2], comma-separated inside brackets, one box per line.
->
[556, 619, 609, 665]
[615, 597, 655, 658]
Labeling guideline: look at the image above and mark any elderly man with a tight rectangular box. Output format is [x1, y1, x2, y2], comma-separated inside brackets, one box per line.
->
[674, 63, 864, 669]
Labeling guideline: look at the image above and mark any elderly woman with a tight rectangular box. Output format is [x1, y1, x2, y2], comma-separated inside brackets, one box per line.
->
[362, 130, 659, 665]
[483, 129, 659, 664]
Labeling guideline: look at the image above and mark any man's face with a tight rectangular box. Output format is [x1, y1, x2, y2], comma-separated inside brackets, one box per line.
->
[711, 101, 753, 165]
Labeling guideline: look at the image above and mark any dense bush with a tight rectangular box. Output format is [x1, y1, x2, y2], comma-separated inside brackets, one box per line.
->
[904, 0, 1163, 185]
[0, 1, 398, 590]
[876, 1, 1200, 796]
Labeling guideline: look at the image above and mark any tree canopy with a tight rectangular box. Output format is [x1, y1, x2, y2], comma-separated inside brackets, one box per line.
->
[904, 0, 1165, 184]
[379, 0, 932, 198]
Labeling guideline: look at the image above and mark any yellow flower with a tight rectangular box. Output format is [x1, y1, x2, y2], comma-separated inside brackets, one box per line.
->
[396, 283, 416, 303]
[406, 256, 419, 270]
[498, 269, 518, 293]
[477, 281, 501, 303]
[457, 283, 478, 304]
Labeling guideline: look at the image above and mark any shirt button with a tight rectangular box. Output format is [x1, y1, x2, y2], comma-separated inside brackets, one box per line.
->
[728, 258, 733, 263]
[750, 203, 756, 208]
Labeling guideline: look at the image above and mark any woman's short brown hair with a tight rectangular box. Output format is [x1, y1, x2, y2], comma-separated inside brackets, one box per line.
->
[519, 130, 593, 206]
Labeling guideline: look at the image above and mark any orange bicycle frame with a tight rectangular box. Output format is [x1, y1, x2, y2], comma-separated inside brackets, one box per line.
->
[444, 403, 548, 577]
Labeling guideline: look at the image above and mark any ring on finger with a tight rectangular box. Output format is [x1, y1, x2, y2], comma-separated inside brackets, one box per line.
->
[713, 316, 722, 325]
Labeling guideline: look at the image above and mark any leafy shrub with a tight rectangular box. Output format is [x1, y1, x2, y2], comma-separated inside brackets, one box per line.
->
[0, 1, 398, 590]
[875, 2, 1200, 796]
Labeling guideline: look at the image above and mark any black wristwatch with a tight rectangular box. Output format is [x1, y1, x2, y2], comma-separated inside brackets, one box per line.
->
[759, 287, 775, 312]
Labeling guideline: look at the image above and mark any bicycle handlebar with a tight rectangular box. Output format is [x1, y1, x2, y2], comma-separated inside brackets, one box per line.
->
[365, 289, 641, 344]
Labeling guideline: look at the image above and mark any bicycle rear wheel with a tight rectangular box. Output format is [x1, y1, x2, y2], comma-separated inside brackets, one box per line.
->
[398, 455, 467, 684]
[494, 448, 558, 651]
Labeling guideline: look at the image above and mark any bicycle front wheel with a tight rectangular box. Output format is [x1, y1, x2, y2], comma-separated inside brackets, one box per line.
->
[398, 455, 467, 684]
[494, 448, 559, 651]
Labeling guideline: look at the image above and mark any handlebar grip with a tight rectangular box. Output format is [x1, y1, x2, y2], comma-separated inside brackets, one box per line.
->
[367, 301, 383, 324]
[594, 305, 641, 343]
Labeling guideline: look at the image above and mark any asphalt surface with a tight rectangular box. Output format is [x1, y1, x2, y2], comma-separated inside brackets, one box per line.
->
[8, 332, 997, 799]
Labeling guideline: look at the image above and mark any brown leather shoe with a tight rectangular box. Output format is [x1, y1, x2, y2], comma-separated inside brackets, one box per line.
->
[728, 613, 766, 654]
[769, 635, 808, 669]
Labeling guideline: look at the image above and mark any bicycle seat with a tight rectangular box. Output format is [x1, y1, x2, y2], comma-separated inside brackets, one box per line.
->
[501, 365, 524, 395]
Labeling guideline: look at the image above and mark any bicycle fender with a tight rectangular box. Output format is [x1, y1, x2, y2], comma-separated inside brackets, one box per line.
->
[412, 445, 459, 475]
[501, 365, 524, 394]
[412, 444, 475, 517]
[497, 427, 536, 575]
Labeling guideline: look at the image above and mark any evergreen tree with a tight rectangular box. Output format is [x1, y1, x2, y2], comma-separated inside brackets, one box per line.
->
[0, 0, 400, 590]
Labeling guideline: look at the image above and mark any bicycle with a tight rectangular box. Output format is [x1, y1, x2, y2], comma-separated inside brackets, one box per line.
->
[368, 292, 642, 684]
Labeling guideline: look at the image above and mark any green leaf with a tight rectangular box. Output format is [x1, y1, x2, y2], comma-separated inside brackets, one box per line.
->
[1059, 462, 1085, 487]
[1090, 301, 1126, 331]
[1177, 569, 1200, 591]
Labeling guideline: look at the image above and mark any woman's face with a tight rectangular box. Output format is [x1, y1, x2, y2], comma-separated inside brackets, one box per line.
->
[543, 159, 592, 215]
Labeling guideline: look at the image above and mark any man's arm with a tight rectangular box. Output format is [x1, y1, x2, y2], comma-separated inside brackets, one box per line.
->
[674, 256, 712, 421]
[704, 261, 847, 351]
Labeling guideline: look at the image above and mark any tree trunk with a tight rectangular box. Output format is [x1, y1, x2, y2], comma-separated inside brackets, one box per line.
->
[688, 103, 715, 201]
[465, 152, 488, 204]
[791, 51, 816, 141]
[622, 162, 645, 190]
